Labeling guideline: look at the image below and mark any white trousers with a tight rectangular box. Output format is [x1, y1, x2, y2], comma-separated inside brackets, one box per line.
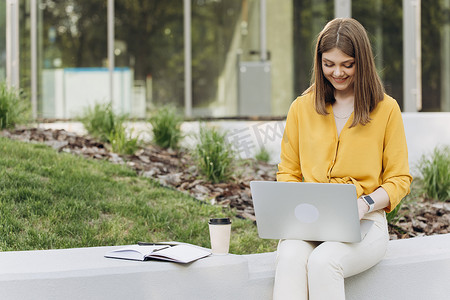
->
[273, 210, 389, 300]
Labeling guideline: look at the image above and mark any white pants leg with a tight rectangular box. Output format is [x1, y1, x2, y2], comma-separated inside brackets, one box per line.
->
[273, 239, 319, 300]
[273, 210, 389, 300]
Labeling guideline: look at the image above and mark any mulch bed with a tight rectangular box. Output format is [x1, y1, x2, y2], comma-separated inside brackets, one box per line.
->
[2, 127, 449, 240]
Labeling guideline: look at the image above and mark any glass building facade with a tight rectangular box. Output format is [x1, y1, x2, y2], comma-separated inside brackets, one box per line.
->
[2, 0, 450, 120]
[0, 1, 7, 82]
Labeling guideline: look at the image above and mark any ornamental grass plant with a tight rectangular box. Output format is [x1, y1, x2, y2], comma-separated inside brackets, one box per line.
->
[0, 82, 30, 129]
[193, 126, 235, 183]
[80, 103, 140, 155]
[255, 147, 271, 163]
[80, 103, 124, 143]
[109, 126, 141, 155]
[148, 106, 183, 149]
[417, 146, 450, 201]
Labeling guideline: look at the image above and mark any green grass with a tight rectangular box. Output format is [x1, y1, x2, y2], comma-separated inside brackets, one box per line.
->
[0, 137, 277, 254]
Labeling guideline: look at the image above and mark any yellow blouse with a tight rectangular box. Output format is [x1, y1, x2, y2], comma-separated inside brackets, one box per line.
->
[277, 93, 412, 212]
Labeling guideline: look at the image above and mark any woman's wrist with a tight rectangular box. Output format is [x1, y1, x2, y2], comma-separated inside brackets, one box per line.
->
[360, 195, 375, 212]
[359, 197, 370, 212]
[357, 196, 370, 219]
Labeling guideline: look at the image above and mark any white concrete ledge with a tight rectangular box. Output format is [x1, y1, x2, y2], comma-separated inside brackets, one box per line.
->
[345, 233, 450, 300]
[1, 234, 449, 299]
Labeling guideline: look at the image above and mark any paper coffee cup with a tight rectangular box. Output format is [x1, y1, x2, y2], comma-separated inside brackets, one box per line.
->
[208, 218, 232, 255]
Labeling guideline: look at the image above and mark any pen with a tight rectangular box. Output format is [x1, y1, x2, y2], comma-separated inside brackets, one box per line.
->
[137, 241, 178, 246]
[151, 246, 171, 252]
[137, 242, 159, 246]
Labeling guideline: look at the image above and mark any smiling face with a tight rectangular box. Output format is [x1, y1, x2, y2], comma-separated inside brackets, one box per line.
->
[321, 47, 356, 95]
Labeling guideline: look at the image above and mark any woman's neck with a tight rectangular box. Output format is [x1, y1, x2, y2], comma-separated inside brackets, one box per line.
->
[332, 89, 355, 121]
[334, 87, 355, 105]
[332, 91, 355, 137]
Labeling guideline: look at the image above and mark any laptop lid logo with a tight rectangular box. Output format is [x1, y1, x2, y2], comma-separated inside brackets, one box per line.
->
[294, 203, 319, 223]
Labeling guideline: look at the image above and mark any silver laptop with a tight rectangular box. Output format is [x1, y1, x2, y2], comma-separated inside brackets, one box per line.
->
[250, 181, 374, 243]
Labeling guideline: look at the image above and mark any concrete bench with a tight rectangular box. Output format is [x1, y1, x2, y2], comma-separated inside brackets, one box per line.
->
[1, 234, 449, 300]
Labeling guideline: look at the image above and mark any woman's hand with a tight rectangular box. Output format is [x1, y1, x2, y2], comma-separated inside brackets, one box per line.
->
[357, 197, 369, 220]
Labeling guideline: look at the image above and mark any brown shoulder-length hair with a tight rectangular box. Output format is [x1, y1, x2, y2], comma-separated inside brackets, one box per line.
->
[304, 18, 385, 127]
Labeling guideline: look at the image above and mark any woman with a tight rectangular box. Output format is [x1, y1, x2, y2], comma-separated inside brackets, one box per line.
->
[274, 18, 412, 299]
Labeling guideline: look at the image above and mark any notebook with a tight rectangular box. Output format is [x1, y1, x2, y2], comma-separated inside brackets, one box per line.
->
[250, 181, 374, 243]
[104, 243, 211, 263]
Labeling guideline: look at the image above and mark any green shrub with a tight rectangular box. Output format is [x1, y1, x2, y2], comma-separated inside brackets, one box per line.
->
[148, 106, 183, 149]
[80, 103, 140, 155]
[193, 126, 235, 183]
[0, 82, 30, 129]
[255, 147, 270, 163]
[417, 146, 450, 201]
[80, 103, 125, 143]
[109, 126, 141, 155]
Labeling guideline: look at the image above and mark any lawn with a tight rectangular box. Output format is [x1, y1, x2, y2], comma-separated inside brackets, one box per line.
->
[0, 137, 277, 254]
